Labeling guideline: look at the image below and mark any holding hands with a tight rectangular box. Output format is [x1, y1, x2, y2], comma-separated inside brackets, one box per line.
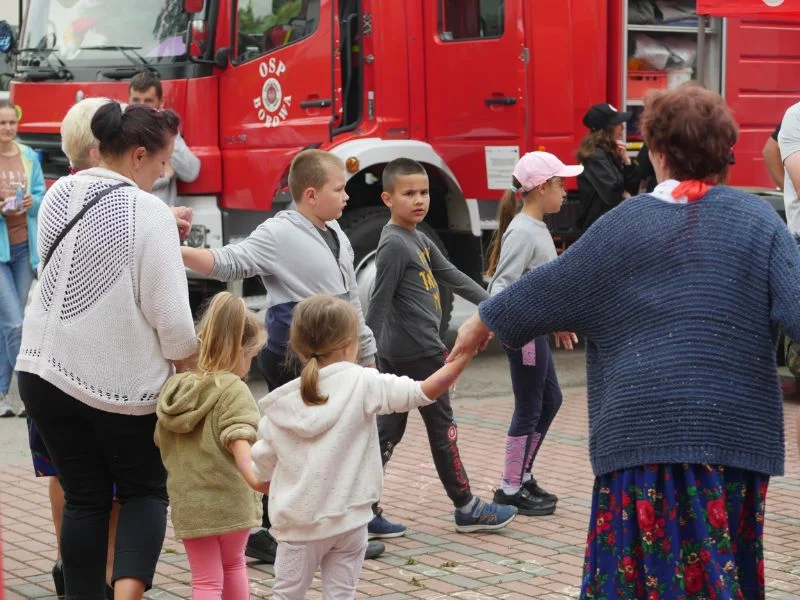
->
[170, 205, 193, 241]
[448, 313, 493, 364]
[448, 313, 579, 362]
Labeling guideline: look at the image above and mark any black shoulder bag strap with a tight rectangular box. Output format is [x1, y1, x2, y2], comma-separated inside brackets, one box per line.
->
[42, 182, 129, 271]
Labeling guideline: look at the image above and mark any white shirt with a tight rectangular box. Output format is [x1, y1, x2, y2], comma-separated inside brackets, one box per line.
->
[16, 168, 197, 415]
[650, 179, 689, 204]
[779, 102, 800, 234]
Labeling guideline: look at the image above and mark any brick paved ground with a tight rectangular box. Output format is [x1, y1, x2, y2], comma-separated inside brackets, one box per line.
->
[2, 379, 799, 599]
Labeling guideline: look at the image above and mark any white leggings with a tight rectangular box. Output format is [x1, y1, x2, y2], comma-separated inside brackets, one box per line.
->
[272, 526, 367, 600]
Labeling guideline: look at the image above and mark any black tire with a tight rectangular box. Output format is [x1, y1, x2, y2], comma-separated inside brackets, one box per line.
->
[339, 206, 455, 335]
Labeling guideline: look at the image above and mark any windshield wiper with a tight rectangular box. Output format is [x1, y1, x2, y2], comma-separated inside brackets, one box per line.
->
[15, 47, 73, 81]
[79, 45, 152, 68]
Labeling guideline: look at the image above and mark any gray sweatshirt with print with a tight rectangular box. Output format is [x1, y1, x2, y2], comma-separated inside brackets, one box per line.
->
[366, 224, 487, 361]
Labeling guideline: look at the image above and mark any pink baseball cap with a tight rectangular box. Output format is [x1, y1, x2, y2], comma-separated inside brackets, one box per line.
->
[513, 152, 584, 192]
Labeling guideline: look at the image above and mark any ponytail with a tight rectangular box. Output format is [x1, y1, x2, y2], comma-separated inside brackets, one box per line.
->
[300, 357, 328, 406]
[485, 177, 522, 277]
[290, 295, 359, 407]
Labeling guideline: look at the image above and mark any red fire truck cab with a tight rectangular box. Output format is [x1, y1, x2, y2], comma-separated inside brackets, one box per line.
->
[8, 0, 800, 323]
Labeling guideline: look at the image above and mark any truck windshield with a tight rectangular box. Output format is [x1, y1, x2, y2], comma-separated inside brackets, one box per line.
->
[20, 0, 193, 67]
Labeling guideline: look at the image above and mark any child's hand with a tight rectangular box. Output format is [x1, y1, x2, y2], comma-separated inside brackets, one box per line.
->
[243, 469, 270, 495]
[251, 480, 271, 495]
[553, 332, 578, 350]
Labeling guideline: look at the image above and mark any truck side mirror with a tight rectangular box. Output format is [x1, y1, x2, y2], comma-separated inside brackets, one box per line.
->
[0, 20, 16, 54]
[214, 47, 229, 70]
[183, 0, 204, 13]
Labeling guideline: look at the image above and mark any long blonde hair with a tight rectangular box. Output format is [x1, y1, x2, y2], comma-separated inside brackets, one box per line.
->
[196, 292, 264, 377]
[289, 295, 359, 406]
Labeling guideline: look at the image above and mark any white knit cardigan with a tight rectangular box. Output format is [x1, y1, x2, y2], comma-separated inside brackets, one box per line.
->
[16, 168, 198, 415]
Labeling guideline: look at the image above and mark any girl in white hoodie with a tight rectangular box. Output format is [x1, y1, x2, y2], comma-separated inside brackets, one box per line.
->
[251, 294, 471, 600]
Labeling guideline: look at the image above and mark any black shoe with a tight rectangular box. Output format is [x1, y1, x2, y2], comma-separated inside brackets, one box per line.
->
[364, 540, 385, 560]
[523, 477, 559, 503]
[493, 487, 556, 516]
[245, 530, 278, 564]
[52, 560, 65, 599]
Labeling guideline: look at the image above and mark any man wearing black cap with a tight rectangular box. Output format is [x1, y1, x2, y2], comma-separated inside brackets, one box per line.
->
[576, 103, 639, 230]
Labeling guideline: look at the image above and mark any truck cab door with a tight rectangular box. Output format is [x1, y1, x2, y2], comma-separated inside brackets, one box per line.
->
[423, 0, 526, 200]
[218, 0, 337, 216]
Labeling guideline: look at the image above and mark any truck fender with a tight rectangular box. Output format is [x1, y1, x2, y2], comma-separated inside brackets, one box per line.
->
[328, 138, 479, 236]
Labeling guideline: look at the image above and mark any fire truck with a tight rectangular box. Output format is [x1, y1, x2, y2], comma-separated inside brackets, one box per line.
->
[6, 0, 800, 326]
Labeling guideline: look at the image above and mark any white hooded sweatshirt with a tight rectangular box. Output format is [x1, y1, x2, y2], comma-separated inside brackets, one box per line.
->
[251, 362, 432, 542]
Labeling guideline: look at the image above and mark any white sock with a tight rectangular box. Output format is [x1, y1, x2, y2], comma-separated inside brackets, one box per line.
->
[501, 485, 521, 495]
[457, 497, 479, 513]
[523, 473, 533, 483]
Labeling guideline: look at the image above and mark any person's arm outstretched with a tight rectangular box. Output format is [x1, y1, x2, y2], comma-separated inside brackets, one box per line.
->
[181, 219, 277, 281]
[363, 351, 472, 415]
[427, 238, 488, 305]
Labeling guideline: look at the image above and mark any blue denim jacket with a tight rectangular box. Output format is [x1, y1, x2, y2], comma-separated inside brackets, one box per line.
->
[0, 142, 45, 269]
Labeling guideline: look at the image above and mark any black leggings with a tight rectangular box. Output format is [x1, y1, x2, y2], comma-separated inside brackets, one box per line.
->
[18, 372, 168, 600]
[377, 354, 473, 508]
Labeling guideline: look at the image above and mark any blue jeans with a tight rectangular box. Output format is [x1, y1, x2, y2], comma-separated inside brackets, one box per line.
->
[0, 241, 34, 395]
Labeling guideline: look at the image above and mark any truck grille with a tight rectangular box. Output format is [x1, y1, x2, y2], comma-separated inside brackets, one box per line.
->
[16, 133, 71, 180]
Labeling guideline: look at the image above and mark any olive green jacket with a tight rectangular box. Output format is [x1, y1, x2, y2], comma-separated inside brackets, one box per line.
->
[156, 372, 262, 540]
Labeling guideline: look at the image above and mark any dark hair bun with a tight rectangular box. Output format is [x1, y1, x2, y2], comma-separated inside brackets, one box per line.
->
[91, 102, 180, 159]
[91, 101, 124, 147]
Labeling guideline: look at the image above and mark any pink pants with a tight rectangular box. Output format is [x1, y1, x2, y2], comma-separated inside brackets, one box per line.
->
[183, 529, 250, 600]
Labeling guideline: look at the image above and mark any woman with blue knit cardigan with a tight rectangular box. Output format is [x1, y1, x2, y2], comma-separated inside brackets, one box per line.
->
[0, 100, 44, 418]
[450, 84, 800, 599]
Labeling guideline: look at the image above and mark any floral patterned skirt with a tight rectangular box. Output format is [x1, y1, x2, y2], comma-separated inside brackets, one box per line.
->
[581, 464, 768, 600]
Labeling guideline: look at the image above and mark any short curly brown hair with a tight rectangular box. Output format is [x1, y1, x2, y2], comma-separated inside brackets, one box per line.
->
[640, 83, 738, 183]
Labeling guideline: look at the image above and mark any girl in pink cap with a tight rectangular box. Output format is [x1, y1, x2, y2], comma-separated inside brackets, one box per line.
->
[485, 151, 582, 516]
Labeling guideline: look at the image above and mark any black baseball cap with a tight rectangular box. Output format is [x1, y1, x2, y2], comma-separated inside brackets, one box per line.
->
[582, 103, 632, 131]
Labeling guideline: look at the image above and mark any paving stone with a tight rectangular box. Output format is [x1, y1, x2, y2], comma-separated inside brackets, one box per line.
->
[2, 383, 799, 599]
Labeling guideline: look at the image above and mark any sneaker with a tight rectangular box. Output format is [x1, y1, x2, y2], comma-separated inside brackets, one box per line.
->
[364, 540, 385, 560]
[245, 529, 278, 563]
[0, 400, 14, 418]
[368, 513, 407, 539]
[454, 498, 517, 533]
[493, 487, 556, 517]
[523, 477, 558, 504]
[17, 407, 26, 418]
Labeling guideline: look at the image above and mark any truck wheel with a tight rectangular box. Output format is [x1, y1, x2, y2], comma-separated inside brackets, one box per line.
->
[339, 207, 455, 336]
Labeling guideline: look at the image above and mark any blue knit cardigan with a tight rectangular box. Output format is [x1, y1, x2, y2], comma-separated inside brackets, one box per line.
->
[480, 186, 800, 477]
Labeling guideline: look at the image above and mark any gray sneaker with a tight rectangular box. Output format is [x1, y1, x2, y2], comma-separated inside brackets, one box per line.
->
[0, 399, 15, 418]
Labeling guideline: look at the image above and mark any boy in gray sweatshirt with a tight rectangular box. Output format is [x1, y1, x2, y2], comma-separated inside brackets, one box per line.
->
[181, 149, 384, 562]
[365, 158, 518, 535]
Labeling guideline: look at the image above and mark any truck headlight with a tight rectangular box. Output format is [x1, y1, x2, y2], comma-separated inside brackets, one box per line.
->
[185, 225, 209, 248]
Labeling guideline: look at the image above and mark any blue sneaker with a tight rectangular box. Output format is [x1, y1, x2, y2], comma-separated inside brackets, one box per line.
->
[368, 513, 407, 539]
[454, 498, 518, 533]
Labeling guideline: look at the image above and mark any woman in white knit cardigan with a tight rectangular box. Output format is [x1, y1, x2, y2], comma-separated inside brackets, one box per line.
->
[17, 102, 198, 600]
